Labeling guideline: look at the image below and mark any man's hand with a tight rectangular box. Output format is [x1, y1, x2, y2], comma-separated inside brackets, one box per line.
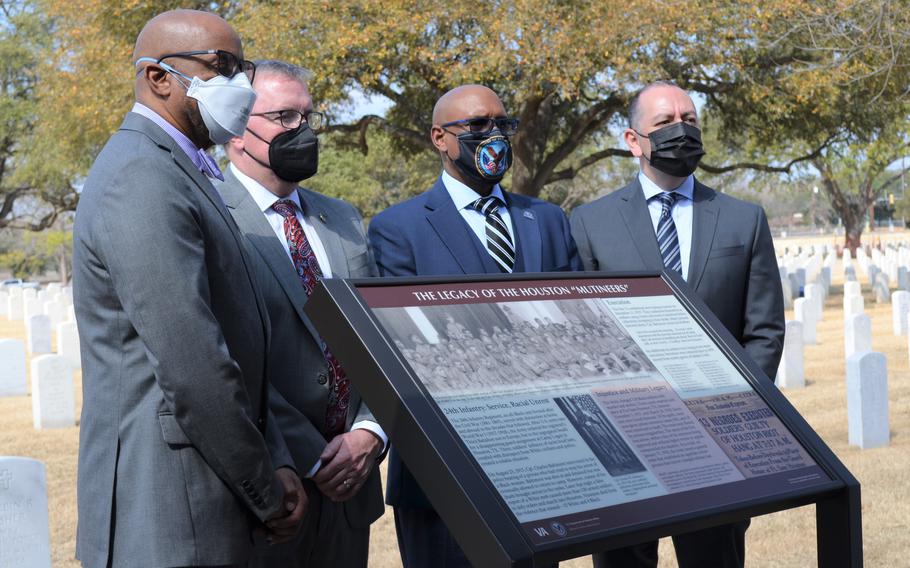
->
[264, 467, 308, 544]
[313, 430, 382, 502]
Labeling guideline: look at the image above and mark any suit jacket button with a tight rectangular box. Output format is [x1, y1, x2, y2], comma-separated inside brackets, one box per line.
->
[257, 417, 265, 427]
[317, 372, 328, 385]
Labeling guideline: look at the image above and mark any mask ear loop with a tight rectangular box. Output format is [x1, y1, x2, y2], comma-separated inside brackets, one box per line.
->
[242, 126, 275, 170]
[135, 57, 192, 91]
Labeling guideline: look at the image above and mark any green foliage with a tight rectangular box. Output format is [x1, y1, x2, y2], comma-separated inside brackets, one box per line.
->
[0, 228, 71, 278]
[306, 130, 437, 218]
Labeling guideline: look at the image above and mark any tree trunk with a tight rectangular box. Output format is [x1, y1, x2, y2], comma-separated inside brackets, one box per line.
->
[58, 248, 68, 285]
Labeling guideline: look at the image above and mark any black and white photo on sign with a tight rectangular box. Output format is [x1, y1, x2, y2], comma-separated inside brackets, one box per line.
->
[372, 298, 657, 397]
[553, 394, 647, 477]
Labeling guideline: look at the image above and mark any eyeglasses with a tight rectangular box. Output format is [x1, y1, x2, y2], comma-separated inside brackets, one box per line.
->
[251, 109, 325, 131]
[440, 117, 520, 136]
[155, 50, 256, 82]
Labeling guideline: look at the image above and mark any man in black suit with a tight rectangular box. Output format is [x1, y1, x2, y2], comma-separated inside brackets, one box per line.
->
[570, 80, 785, 568]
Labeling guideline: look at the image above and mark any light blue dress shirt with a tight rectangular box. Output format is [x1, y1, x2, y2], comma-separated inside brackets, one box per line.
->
[639, 172, 695, 281]
[441, 170, 516, 248]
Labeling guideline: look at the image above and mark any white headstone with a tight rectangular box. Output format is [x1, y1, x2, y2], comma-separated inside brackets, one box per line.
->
[7, 286, 22, 298]
[893, 291, 910, 335]
[844, 281, 862, 298]
[0, 290, 7, 317]
[846, 351, 889, 449]
[45, 283, 60, 294]
[0, 457, 52, 568]
[66, 305, 76, 323]
[845, 313, 872, 359]
[42, 300, 64, 327]
[844, 294, 865, 320]
[6, 295, 22, 321]
[0, 340, 26, 397]
[21, 288, 36, 301]
[25, 315, 52, 355]
[794, 298, 818, 344]
[804, 283, 825, 321]
[36, 290, 48, 304]
[777, 321, 805, 389]
[56, 321, 81, 370]
[23, 298, 42, 321]
[30, 355, 75, 430]
[781, 278, 794, 310]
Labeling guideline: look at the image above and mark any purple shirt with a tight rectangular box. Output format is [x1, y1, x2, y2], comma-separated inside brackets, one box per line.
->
[131, 103, 224, 181]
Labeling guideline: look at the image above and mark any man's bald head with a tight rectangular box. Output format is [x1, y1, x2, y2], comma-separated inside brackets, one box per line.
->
[432, 85, 505, 126]
[132, 10, 246, 149]
[133, 10, 240, 63]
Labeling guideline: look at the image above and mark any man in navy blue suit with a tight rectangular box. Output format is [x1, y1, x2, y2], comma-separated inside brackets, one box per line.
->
[369, 84, 581, 568]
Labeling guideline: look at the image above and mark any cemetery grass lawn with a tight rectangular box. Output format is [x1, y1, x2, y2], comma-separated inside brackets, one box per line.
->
[1, 278, 907, 567]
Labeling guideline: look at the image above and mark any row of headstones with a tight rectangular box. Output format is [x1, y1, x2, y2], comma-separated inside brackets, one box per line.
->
[779, 266, 832, 311]
[23, 313, 81, 369]
[0, 457, 52, 568]
[0, 339, 76, 429]
[776, 278, 888, 449]
[1, 288, 74, 325]
[777, 324, 887, 449]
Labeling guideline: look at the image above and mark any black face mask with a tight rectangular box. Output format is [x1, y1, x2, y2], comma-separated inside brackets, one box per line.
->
[637, 122, 705, 178]
[245, 123, 319, 182]
[451, 129, 513, 184]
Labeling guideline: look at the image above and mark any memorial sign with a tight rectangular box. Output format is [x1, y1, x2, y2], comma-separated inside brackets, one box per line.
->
[306, 272, 862, 567]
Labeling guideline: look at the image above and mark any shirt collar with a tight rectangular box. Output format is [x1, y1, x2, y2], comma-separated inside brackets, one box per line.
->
[131, 103, 224, 181]
[441, 170, 507, 210]
[638, 171, 694, 202]
[230, 163, 303, 215]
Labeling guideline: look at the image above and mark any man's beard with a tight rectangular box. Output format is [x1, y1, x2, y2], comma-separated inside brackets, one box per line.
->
[186, 102, 212, 149]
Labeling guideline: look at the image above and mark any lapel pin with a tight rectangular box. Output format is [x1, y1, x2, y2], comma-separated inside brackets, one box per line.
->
[523, 210, 535, 220]
[319, 212, 328, 223]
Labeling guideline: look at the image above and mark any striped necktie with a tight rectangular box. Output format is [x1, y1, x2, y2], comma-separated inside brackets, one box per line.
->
[470, 195, 515, 273]
[654, 192, 682, 275]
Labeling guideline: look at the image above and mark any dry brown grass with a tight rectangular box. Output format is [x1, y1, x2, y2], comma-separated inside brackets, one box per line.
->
[1, 276, 906, 567]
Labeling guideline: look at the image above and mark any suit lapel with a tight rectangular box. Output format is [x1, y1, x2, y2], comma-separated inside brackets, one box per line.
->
[687, 180, 720, 291]
[505, 194, 541, 272]
[618, 179, 664, 270]
[298, 189, 350, 278]
[424, 179, 487, 274]
[219, 170, 323, 344]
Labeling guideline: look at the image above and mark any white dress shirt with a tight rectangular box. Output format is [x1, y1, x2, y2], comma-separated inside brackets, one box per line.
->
[230, 163, 388, 476]
[639, 171, 695, 281]
[441, 170, 516, 247]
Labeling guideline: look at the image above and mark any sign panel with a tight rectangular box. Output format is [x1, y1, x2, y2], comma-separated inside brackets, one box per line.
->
[357, 277, 830, 544]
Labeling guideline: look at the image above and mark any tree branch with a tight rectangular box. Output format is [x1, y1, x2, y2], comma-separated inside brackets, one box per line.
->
[322, 114, 432, 154]
[533, 94, 625, 189]
[699, 133, 838, 174]
[548, 148, 632, 183]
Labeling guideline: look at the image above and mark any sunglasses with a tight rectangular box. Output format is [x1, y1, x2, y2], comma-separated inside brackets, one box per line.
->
[441, 117, 520, 136]
[153, 50, 256, 82]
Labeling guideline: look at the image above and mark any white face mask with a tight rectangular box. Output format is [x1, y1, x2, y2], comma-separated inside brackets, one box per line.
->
[136, 58, 258, 145]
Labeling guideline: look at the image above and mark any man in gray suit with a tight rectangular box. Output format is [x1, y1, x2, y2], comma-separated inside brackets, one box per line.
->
[217, 60, 386, 568]
[570, 81, 784, 568]
[73, 11, 305, 568]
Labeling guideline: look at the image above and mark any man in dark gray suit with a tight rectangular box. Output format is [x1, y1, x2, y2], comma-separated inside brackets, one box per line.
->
[217, 60, 385, 568]
[73, 11, 305, 568]
[570, 81, 784, 568]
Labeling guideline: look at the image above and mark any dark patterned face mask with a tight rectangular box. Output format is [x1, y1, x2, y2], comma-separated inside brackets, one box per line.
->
[452, 130, 513, 183]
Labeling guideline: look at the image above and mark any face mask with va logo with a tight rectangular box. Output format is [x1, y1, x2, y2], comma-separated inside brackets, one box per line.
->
[452, 130, 513, 184]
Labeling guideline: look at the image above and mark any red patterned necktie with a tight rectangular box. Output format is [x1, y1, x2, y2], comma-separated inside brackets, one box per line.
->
[272, 199, 349, 436]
